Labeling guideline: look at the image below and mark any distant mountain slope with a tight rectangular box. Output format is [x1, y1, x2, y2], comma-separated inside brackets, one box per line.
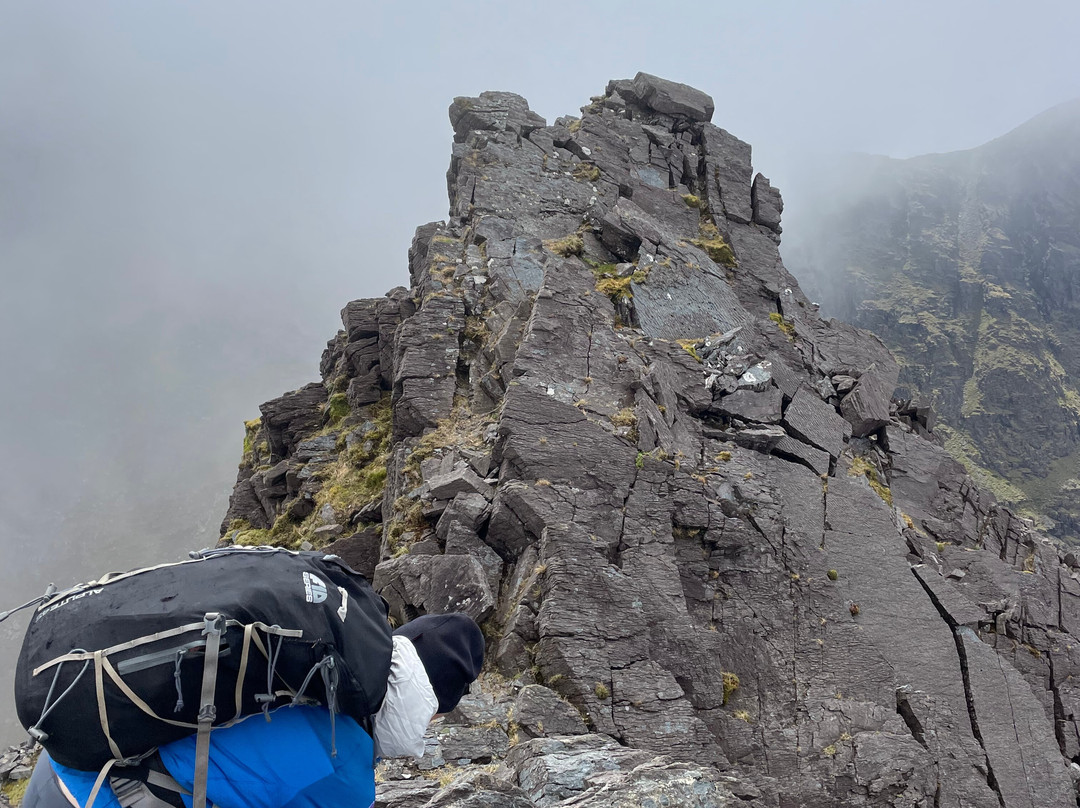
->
[788, 99, 1080, 540]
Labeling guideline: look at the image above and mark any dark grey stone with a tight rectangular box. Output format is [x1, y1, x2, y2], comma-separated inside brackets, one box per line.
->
[322, 526, 381, 580]
[427, 462, 494, 501]
[711, 386, 783, 423]
[772, 434, 831, 475]
[958, 627, 1075, 808]
[699, 123, 753, 224]
[782, 384, 852, 457]
[514, 685, 588, 739]
[436, 493, 491, 538]
[259, 382, 327, 458]
[751, 173, 783, 232]
[374, 554, 496, 624]
[840, 372, 893, 437]
[629, 72, 714, 122]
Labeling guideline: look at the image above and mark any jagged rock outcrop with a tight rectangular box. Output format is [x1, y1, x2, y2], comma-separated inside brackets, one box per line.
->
[787, 99, 1080, 542]
[221, 74, 1080, 806]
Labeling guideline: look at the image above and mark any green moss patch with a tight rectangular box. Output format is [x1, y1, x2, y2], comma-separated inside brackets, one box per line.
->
[938, 424, 1028, 505]
[325, 392, 350, 425]
[676, 338, 703, 363]
[768, 312, 796, 341]
[3, 777, 30, 806]
[692, 221, 736, 268]
[848, 456, 893, 507]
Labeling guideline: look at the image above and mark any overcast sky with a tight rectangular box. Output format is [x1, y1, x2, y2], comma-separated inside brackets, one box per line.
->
[1, 0, 1078, 742]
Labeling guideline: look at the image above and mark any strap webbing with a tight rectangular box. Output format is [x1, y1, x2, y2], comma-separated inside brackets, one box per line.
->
[234, 624, 254, 720]
[94, 651, 124, 760]
[35, 621, 303, 676]
[144, 771, 191, 797]
[100, 658, 198, 731]
[84, 759, 118, 808]
[193, 613, 223, 808]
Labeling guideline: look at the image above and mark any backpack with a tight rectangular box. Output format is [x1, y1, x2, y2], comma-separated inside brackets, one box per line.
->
[10, 546, 393, 808]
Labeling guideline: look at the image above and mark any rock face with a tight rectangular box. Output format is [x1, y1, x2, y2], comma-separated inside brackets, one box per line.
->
[787, 99, 1080, 542]
[220, 76, 1080, 806]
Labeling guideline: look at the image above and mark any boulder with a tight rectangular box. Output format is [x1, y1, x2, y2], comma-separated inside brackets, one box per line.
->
[750, 173, 783, 232]
[513, 686, 588, 739]
[711, 386, 783, 423]
[427, 462, 494, 502]
[374, 555, 495, 624]
[840, 373, 893, 437]
[782, 385, 851, 457]
[322, 526, 381, 580]
[628, 72, 715, 122]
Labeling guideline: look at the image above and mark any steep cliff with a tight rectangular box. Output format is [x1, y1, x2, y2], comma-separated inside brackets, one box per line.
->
[789, 99, 1080, 541]
[222, 76, 1080, 807]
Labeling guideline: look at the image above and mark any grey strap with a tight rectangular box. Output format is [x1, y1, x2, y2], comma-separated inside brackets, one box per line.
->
[94, 651, 125, 761]
[35, 621, 302, 676]
[193, 613, 224, 808]
[144, 771, 190, 796]
[110, 771, 191, 808]
[83, 760, 118, 808]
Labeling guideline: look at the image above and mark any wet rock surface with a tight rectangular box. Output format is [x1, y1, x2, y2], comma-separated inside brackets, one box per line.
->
[212, 77, 1080, 806]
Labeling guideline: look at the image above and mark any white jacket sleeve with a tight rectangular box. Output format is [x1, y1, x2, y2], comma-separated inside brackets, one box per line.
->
[372, 634, 439, 758]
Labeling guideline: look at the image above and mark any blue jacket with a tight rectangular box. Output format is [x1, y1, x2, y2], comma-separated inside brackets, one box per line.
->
[49, 707, 375, 808]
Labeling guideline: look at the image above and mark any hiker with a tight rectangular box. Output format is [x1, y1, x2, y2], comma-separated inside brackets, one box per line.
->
[20, 613, 485, 808]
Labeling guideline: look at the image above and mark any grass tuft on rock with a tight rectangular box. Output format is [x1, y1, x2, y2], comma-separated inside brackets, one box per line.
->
[610, 407, 639, 443]
[848, 456, 893, 507]
[721, 671, 740, 705]
[544, 234, 584, 257]
[2, 777, 30, 806]
[325, 392, 350, 425]
[769, 312, 796, 341]
[596, 276, 632, 302]
[573, 163, 601, 182]
[692, 221, 736, 267]
[242, 418, 262, 457]
[403, 404, 492, 488]
[676, 338, 703, 363]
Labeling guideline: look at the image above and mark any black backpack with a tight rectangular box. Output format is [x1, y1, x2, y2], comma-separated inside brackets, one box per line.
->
[11, 546, 392, 804]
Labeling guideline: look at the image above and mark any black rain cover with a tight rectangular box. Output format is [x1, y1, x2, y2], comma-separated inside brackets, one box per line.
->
[14, 548, 392, 771]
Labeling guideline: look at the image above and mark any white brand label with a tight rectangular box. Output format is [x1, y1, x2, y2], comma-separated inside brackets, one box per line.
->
[303, 572, 327, 604]
[337, 588, 349, 622]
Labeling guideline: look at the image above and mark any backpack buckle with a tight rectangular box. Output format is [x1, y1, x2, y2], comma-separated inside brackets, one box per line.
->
[202, 613, 223, 637]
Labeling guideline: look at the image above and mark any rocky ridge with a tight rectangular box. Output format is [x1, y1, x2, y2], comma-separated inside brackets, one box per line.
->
[218, 75, 1080, 807]
[787, 99, 1080, 541]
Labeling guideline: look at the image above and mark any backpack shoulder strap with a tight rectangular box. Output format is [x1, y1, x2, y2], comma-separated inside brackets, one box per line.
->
[109, 773, 187, 808]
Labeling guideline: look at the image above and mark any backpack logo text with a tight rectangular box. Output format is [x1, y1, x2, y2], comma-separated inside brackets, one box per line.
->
[302, 572, 327, 604]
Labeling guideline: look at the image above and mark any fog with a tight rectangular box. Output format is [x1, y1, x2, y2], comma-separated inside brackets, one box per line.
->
[1, 0, 1078, 743]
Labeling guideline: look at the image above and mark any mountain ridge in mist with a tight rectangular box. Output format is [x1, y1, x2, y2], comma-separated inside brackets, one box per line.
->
[785, 96, 1080, 540]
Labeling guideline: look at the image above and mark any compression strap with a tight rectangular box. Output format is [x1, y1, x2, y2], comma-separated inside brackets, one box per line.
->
[193, 613, 223, 808]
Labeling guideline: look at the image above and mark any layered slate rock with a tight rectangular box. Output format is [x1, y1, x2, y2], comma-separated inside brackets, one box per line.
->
[221, 77, 1080, 806]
